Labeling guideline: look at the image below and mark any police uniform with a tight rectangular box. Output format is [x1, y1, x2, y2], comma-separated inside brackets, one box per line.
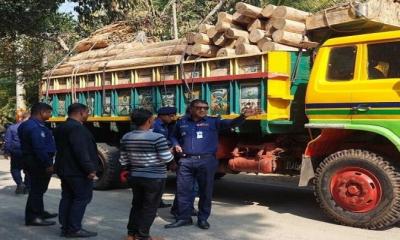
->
[152, 107, 177, 209]
[152, 107, 177, 146]
[170, 114, 245, 223]
[18, 118, 56, 224]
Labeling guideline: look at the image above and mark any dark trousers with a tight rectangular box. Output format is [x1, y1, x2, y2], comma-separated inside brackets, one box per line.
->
[171, 178, 198, 216]
[25, 173, 51, 223]
[176, 156, 218, 221]
[10, 152, 30, 187]
[59, 177, 93, 233]
[127, 177, 165, 239]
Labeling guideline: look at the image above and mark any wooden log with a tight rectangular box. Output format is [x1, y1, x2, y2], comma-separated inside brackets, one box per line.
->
[232, 12, 253, 25]
[271, 18, 306, 34]
[249, 29, 266, 43]
[272, 30, 318, 48]
[213, 33, 237, 48]
[212, 33, 228, 46]
[234, 36, 249, 48]
[191, 44, 219, 57]
[215, 20, 242, 32]
[218, 12, 234, 23]
[70, 39, 186, 61]
[264, 22, 275, 37]
[225, 28, 249, 39]
[256, 37, 272, 50]
[225, 39, 237, 49]
[272, 6, 309, 22]
[259, 42, 299, 52]
[207, 26, 219, 38]
[235, 2, 263, 18]
[217, 48, 236, 57]
[199, 24, 213, 34]
[185, 45, 193, 55]
[235, 43, 261, 55]
[186, 32, 197, 44]
[194, 33, 211, 44]
[261, 4, 276, 18]
[247, 19, 267, 32]
[115, 45, 187, 60]
[104, 55, 183, 70]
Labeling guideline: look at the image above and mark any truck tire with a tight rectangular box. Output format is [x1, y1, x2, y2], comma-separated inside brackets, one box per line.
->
[94, 143, 121, 190]
[314, 149, 400, 229]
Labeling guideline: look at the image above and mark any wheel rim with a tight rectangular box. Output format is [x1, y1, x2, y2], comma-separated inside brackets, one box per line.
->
[330, 167, 382, 213]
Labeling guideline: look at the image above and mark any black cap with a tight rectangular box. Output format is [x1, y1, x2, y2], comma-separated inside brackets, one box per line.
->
[157, 107, 177, 115]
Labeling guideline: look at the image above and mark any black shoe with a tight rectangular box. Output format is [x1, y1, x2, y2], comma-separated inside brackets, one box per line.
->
[191, 209, 198, 216]
[26, 217, 56, 226]
[23, 186, 30, 194]
[42, 211, 58, 219]
[65, 229, 98, 238]
[159, 201, 172, 208]
[197, 220, 210, 230]
[164, 219, 193, 229]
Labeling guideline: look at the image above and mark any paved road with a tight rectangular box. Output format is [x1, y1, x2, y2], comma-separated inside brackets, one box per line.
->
[0, 157, 399, 240]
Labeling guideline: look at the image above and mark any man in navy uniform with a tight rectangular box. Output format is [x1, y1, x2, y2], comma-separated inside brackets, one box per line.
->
[54, 103, 98, 238]
[152, 106, 177, 208]
[18, 102, 58, 226]
[165, 99, 257, 229]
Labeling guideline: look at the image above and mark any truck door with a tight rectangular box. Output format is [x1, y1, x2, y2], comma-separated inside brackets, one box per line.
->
[350, 41, 400, 126]
[306, 45, 358, 124]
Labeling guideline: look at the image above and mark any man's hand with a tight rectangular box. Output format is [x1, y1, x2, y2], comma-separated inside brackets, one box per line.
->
[46, 166, 54, 174]
[87, 172, 96, 180]
[120, 170, 129, 183]
[242, 108, 260, 118]
[175, 145, 183, 153]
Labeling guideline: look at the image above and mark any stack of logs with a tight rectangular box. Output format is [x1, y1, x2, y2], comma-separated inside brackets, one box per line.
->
[45, 38, 188, 76]
[74, 22, 136, 53]
[187, 2, 318, 58]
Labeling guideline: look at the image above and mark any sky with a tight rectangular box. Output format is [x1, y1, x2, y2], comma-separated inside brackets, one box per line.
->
[58, 1, 78, 19]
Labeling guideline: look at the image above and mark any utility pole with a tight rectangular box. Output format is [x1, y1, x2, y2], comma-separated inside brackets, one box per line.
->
[15, 39, 26, 121]
[172, 0, 178, 39]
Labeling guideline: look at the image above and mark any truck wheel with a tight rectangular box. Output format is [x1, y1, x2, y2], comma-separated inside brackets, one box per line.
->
[314, 149, 400, 229]
[94, 143, 121, 190]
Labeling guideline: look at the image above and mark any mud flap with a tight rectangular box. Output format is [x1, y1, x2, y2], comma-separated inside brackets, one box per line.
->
[299, 155, 315, 187]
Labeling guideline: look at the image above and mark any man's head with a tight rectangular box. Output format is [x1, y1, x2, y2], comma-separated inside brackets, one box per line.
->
[30, 103, 53, 121]
[189, 99, 209, 119]
[131, 108, 154, 130]
[68, 103, 90, 122]
[157, 107, 177, 124]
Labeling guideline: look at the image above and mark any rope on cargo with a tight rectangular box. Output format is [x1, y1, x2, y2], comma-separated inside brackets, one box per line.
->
[70, 41, 99, 103]
[44, 44, 78, 103]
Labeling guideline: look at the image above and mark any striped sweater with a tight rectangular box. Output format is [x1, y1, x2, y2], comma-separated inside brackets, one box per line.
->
[119, 130, 174, 178]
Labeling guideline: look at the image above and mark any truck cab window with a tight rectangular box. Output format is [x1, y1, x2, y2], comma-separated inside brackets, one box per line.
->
[367, 41, 400, 79]
[327, 46, 356, 81]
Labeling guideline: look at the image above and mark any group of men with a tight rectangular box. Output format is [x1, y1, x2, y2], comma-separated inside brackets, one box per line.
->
[11, 102, 99, 238]
[120, 99, 256, 240]
[4, 99, 255, 240]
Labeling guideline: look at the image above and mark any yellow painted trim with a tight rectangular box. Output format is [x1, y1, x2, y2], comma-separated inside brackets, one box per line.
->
[323, 30, 400, 47]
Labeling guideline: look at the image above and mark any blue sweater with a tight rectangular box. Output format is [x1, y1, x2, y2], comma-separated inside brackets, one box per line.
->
[119, 130, 174, 179]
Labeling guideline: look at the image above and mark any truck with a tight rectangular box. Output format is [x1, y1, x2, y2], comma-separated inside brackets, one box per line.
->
[40, 28, 400, 230]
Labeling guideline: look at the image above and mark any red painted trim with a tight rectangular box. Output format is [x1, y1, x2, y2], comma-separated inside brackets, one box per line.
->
[46, 72, 288, 94]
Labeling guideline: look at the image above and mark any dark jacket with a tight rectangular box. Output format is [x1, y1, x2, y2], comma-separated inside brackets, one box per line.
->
[54, 118, 99, 177]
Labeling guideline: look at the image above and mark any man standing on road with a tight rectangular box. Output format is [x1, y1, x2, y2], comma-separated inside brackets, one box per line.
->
[152, 106, 177, 209]
[54, 103, 98, 238]
[165, 99, 257, 230]
[3, 112, 30, 194]
[18, 102, 57, 226]
[120, 108, 174, 240]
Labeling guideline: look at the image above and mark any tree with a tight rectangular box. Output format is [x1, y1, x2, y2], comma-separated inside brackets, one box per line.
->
[0, 0, 78, 124]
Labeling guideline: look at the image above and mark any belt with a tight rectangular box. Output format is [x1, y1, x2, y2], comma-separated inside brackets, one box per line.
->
[183, 154, 215, 159]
